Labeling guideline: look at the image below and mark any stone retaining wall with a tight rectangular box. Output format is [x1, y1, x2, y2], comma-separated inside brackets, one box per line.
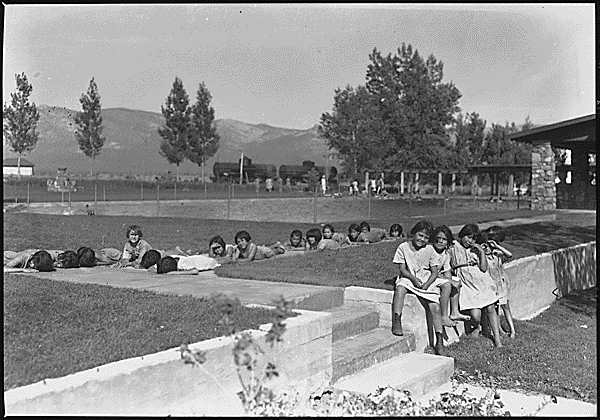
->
[4, 309, 332, 416]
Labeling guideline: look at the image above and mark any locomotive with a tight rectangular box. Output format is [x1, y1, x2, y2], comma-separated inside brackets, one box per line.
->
[212, 157, 337, 184]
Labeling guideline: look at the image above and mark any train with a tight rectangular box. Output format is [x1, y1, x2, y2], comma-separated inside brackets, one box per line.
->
[213, 157, 337, 184]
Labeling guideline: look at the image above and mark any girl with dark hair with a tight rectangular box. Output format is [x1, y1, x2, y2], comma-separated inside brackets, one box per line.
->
[56, 251, 80, 269]
[233, 231, 285, 262]
[305, 228, 322, 251]
[208, 235, 236, 264]
[449, 224, 502, 347]
[348, 223, 362, 243]
[283, 229, 307, 251]
[4, 249, 62, 271]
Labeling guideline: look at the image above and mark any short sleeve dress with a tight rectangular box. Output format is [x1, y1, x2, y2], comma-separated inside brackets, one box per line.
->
[487, 251, 510, 304]
[392, 242, 447, 303]
[449, 244, 498, 310]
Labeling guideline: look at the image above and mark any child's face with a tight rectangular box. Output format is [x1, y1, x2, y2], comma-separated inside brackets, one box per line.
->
[211, 243, 224, 256]
[291, 235, 302, 246]
[391, 229, 400, 238]
[411, 230, 430, 249]
[349, 229, 360, 240]
[361, 226, 369, 233]
[460, 234, 475, 248]
[128, 230, 140, 245]
[323, 228, 333, 239]
[307, 237, 317, 245]
[433, 231, 448, 252]
[236, 237, 249, 250]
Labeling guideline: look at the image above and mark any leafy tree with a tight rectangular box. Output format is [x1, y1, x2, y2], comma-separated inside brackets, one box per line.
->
[319, 84, 390, 176]
[158, 76, 191, 179]
[188, 82, 219, 183]
[453, 112, 487, 168]
[3, 72, 40, 179]
[74, 77, 106, 177]
[365, 45, 461, 170]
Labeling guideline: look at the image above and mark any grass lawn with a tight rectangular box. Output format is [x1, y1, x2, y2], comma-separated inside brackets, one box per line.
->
[437, 287, 597, 404]
[3, 274, 295, 391]
[216, 219, 596, 290]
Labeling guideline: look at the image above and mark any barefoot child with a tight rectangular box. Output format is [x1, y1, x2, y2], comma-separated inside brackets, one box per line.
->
[390, 220, 449, 355]
[484, 226, 515, 338]
[449, 224, 502, 348]
[432, 225, 471, 324]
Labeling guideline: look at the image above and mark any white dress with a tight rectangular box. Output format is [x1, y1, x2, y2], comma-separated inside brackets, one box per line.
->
[392, 242, 448, 303]
[449, 244, 498, 310]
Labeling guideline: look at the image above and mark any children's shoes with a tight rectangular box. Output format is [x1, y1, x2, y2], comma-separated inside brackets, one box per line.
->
[392, 313, 403, 336]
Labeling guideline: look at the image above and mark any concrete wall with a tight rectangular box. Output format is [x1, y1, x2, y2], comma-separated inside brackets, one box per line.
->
[4, 309, 332, 416]
[346, 241, 596, 350]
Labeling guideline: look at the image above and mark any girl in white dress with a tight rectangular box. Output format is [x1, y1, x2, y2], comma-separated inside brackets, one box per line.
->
[449, 224, 502, 347]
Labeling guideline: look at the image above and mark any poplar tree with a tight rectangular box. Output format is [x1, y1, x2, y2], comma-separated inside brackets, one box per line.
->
[3, 72, 40, 179]
[187, 82, 219, 183]
[158, 76, 191, 179]
[74, 77, 106, 178]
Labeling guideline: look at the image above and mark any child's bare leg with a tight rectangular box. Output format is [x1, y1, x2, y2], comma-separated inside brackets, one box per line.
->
[438, 282, 456, 327]
[469, 308, 482, 337]
[484, 304, 503, 347]
[501, 302, 516, 338]
[449, 281, 470, 321]
[427, 301, 445, 355]
[391, 285, 408, 336]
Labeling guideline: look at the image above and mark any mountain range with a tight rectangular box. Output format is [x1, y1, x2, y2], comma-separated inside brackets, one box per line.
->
[2, 105, 335, 176]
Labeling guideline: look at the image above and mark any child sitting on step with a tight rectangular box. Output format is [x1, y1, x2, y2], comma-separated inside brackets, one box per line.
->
[390, 220, 449, 355]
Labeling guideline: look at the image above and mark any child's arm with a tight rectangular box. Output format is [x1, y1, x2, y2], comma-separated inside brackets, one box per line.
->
[237, 243, 258, 263]
[397, 262, 423, 288]
[421, 265, 440, 290]
[167, 268, 199, 275]
[471, 244, 488, 272]
[489, 240, 513, 260]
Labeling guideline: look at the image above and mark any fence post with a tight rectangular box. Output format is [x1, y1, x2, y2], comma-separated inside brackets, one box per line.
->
[227, 184, 231, 220]
[231, 183, 235, 199]
[68, 189, 72, 212]
[368, 185, 371, 219]
[61, 191, 64, 203]
[204, 182, 207, 200]
[103, 183, 106, 202]
[141, 183, 144, 201]
[156, 184, 160, 217]
[27, 182, 30, 205]
[174, 181, 177, 201]
[408, 176, 412, 218]
[313, 185, 318, 224]
[95, 183, 98, 210]
[444, 185, 447, 215]
[496, 177, 501, 211]
[517, 189, 521, 210]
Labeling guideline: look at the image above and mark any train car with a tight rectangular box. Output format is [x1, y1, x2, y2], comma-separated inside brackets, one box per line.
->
[279, 161, 338, 184]
[213, 158, 278, 183]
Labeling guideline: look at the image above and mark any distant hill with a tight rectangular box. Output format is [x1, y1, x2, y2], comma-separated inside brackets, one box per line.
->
[2, 105, 335, 176]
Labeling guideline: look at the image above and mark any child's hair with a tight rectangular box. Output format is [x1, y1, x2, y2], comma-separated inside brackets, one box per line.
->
[359, 221, 371, 232]
[474, 230, 489, 245]
[209, 235, 227, 256]
[410, 220, 434, 237]
[234, 230, 251, 243]
[389, 224, 403, 236]
[306, 228, 322, 243]
[157, 256, 178, 274]
[457, 223, 479, 239]
[30, 250, 55, 272]
[485, 225, 506, 242]
[126, 224, 143, 238]
[77, 247, 96, 267]
[57, 251, 79, 269]
[290, 229, 303, 238]
[433, 225, 454, 245]
[141, 250, 162, 269]
[322, 224, 334, 233]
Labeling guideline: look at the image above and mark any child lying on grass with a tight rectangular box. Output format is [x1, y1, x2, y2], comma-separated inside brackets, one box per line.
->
[4, 249, 58, 272]
[283, 229, 307, 252]
[358, 221, 388, 243]
[233, 230, 285, 263]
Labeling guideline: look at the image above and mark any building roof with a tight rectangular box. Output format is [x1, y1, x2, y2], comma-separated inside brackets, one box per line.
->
[3, 158, 35, 167]
[506, 114, 595, 154]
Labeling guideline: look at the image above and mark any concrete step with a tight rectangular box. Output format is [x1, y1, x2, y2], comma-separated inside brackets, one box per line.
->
[333, 352, 454, 399]
[325, 305, 380, 343]
[332, 328, 415, 383]
[288, 287, 345, 311]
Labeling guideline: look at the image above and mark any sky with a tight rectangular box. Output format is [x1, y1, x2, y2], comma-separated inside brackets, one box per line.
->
[3, 4, 595, 130]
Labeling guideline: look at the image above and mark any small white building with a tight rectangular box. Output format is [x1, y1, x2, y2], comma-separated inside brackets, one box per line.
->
[3, 158, 35, 177]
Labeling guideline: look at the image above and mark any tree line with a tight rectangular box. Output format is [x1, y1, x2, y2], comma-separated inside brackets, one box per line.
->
[3, 74, 219, 180]
[318, 44, 542, 186]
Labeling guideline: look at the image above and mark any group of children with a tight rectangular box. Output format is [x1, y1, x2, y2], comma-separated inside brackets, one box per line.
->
[391, 220, 515, 355]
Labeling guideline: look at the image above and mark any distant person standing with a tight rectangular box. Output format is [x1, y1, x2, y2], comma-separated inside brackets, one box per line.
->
[265, 177, 273, 193]
[321, 175, 327, 195]
[352, 179, 359, 196]
[370, 178, 377, 196]
[255, 177, 260, 195]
